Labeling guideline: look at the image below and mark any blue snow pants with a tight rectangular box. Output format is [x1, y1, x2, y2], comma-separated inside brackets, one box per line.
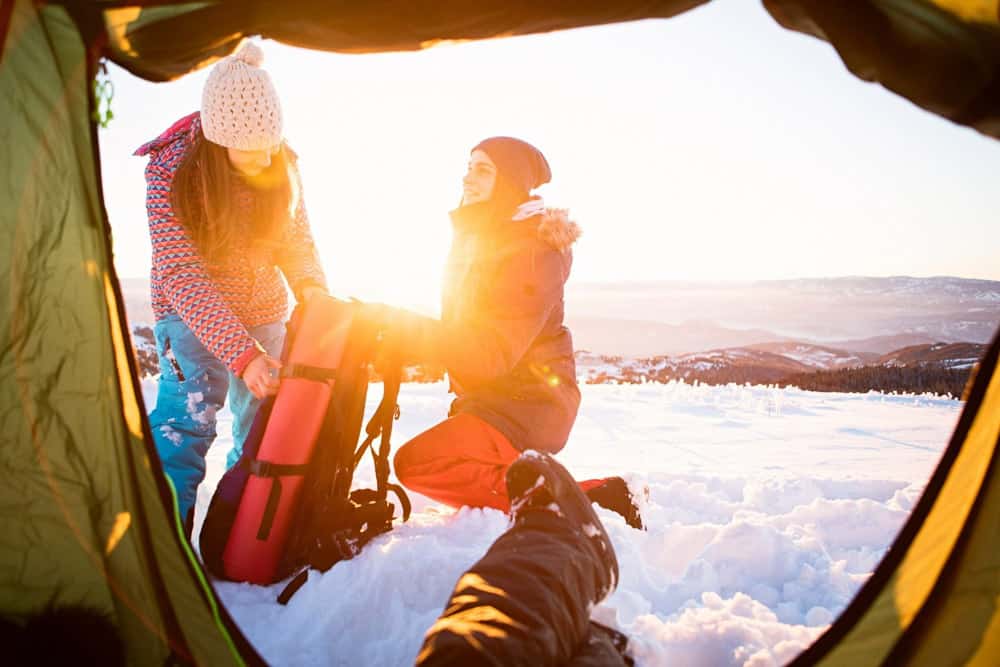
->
[148, 315, 285, 522]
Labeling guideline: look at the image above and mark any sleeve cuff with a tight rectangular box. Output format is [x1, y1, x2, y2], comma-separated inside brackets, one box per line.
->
[231, 343, 264, 377]
[293, 280, 328, 303]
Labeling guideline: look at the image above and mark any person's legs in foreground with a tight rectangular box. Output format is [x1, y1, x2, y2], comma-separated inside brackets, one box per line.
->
[226, 320, 286, 470]
[148, 315, 229, 526]
[416, 451, 629, 666]
[395, 415, 644, 529]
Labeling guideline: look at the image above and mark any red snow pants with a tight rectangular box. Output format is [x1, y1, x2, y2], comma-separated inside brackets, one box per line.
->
[394, 413, 605, 512]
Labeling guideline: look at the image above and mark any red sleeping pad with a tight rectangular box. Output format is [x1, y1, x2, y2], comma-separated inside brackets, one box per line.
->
[222, 298, 355, 583]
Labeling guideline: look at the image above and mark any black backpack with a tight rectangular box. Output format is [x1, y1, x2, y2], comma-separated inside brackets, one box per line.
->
[199, 298, 410, 604]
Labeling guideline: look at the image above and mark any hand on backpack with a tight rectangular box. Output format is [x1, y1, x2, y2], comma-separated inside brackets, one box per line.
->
[242, 353, 282, 399]
[299, 285, 327, 304]
[373, 308, 440, 377]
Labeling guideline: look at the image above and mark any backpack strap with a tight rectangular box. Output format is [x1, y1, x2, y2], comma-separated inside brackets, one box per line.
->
[374, 368, 402, 496]
[352, 365, 411, 521]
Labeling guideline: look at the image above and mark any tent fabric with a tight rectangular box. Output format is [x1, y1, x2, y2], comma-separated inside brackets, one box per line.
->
[101, 1, 709, 81]
[0, 1, 259, 664]
[96, 0, 1000, 140]
[789, 329, 1000, 666]
[0, 0, 998, 665]
[763, 0, 1000, 139]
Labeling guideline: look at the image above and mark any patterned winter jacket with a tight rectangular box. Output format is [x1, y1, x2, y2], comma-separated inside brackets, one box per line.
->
[419, 199, 582, 453]
[135, 113, 327, 375]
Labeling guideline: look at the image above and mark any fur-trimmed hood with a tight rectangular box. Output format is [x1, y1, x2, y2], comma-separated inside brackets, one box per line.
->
[537, 208, 581, 252]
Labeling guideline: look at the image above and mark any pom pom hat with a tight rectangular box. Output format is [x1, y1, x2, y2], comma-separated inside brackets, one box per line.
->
[200, 42, 283, 151]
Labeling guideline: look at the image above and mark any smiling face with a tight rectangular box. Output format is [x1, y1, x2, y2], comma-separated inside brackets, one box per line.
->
[462, 150, 498, 206]
[226, 144, 281, 177]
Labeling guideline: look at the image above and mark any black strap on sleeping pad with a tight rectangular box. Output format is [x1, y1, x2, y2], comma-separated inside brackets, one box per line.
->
[257, 478, 282, 541]
[246, 460, 311, 541]
[247, 460, 310, 477]
[280, 363, 338, 383]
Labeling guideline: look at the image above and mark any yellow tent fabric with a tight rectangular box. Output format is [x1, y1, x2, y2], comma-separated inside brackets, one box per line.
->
[790, 332, 999, 666]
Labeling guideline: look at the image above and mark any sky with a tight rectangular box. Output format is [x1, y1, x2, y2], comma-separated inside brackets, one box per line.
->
[99, 0, 1000, 310]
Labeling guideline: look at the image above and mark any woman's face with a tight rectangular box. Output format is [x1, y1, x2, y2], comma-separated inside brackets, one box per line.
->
[462, 150, 497, 206]
[227, 144, 281, 177]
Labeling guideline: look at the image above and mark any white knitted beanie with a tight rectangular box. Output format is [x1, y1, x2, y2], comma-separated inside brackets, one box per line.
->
[200, 42, 283, 151]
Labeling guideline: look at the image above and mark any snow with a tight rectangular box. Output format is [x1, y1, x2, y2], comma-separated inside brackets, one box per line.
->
[139, 378, 961, 666]
[159, 424, 183, 446]
[186, 391, 216, 425]
[945, 358, 981, 369]
[780, 348, 860, 369]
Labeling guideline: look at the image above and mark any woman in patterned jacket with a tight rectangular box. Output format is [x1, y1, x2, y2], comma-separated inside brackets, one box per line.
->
[135, 42, 327, 529]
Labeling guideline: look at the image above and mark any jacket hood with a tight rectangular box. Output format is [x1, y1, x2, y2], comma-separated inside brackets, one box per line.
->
[536, 208, 581, 252]
[134, 111, 200, 157]
[450, 199, 581, 253]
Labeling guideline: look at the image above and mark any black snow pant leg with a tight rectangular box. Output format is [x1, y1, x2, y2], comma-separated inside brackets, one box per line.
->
[415, 511, 622, 667]
[568, 625, 631, 667]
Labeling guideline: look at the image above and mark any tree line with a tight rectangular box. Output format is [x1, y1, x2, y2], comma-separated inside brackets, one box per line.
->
[133, 325, 976, 397]
[778, 364, 973, 398]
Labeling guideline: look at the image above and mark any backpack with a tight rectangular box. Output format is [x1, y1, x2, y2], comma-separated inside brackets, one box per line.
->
[199, 297, 410, 603]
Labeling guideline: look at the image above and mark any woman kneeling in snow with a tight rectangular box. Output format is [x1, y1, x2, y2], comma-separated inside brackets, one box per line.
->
[386, 137, 641, 528]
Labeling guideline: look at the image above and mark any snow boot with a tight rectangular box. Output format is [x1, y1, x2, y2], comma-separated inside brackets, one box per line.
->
[585, 477, 645, 530]
[506, 451, 619, 599]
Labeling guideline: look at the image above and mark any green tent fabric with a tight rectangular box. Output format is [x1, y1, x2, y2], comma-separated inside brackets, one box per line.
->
[0, 0, 997, 665]
[0, 1, 259, 663]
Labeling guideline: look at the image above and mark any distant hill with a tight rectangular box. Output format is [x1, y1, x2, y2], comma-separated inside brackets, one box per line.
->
[567, 276, 1000, 355]
[876, 342, 986, 369]
[132, 313, 984, 395]
[576, 339, 985, 396]
[743, 341, 876, 368]
[579, 347, 819, 386]
[568, 316, 789, 358]
[823, 333, 938, 355]
[121, 275, 999, 381]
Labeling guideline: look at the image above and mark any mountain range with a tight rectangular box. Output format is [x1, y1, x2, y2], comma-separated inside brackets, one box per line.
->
[121, 275, 1000, 362]
[576, 341, 984, 397]
[566, 276, 1000, 356]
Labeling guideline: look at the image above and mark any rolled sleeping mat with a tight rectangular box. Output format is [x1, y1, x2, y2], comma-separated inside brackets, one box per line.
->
[222, 297, 356, 583]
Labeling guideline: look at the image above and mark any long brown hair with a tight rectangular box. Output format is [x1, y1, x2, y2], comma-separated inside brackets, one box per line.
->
[170, 133, 299, 263]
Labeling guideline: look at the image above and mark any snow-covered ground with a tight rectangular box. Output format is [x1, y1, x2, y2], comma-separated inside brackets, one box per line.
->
[140, 379, 961, 666]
